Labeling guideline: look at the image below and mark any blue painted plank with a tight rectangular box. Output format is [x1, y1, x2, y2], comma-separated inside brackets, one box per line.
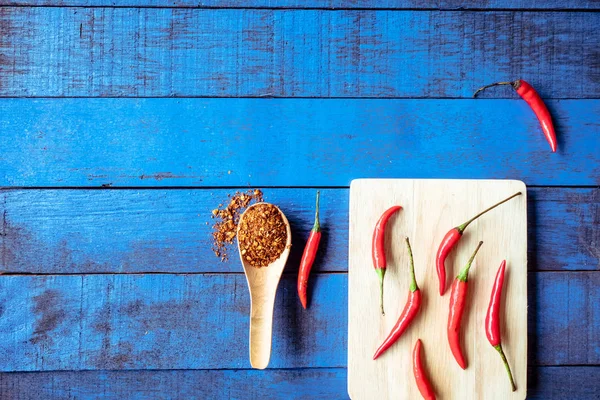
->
[528, 188, 600, 272]
[0, 272, 597, 371]
[0, 274, 348, 370]
[528, 366, 600, 399]
[1, 99, 598, 186]
[531, 272, 600, 365]
[0, 369, 349, 400]
[0, 9, 597, 97]
[0, 188, 597, 274]
[1, 0, 598, 9]
[1, 367, 599, 400]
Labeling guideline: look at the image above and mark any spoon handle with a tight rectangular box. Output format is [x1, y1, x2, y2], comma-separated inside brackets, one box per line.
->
[249, 287, 277, 369]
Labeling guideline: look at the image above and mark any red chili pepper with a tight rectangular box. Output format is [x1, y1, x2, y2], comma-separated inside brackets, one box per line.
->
[297, 191, 321, 309]
[372, 205, 402, 315]
[373, 237, 421, 360]
[448, 241, 483, 369]
[413, 339, 436, 400]
[436, 192, 521, 295]
[485, 260, 517, 392]
[474, 80, 557, 152]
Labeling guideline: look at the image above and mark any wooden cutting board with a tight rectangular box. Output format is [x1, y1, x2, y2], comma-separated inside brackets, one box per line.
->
[348, 179, 527, 400]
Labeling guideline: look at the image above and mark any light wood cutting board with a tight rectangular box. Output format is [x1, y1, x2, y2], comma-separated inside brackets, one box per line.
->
[348, 179, 527, 400]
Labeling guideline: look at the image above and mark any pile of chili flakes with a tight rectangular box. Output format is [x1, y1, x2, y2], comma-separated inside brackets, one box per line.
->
[238, 203, 288, 268]
[211, 189, 264, 261]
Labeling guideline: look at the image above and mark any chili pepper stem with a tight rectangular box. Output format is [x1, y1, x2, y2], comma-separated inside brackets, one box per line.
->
[473, 81, 516, 98]
[405, 237, 418, 292]
[377, 268, 385, 315]
[494, 344, 517, 392]
[457, 241, 484, 282]
[312, 191, 321, 232]
[457, 192, 522, 234]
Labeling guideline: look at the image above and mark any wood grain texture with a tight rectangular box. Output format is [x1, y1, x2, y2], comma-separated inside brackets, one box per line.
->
[1, 99, 599, 187]
[1, 188, 597, 274]
[0, 273, 348, 371]
[0, 366, 598, 399]
[348, 180, 527, 399]
[0, 272, 597, 371]
[0, 9, 598, 97]
[0, 369, 348, 400]
[1, 0, 598, 8]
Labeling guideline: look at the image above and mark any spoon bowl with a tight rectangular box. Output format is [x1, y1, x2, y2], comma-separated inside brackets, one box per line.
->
[237, 202, 292, 369]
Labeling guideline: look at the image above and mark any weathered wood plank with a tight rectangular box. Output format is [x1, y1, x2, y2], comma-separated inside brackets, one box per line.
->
[0, 272, 597, 371]
[1, 99, 599, 187]
[0, 9, 598, 97]
[0, 274, 348, 370]
[1, 0, 598, 9]
[1, 188, 597, 274]
[0, 369, 348, 400]
[531, 272, 600, 366]
[528, 366, 600, 399]
[0, 366, 598, 399]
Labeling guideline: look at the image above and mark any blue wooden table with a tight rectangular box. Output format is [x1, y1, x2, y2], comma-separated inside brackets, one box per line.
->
[0, 1, 599, 399]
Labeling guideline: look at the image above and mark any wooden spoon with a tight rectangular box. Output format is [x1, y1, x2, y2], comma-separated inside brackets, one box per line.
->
[237, 202, 292, 369]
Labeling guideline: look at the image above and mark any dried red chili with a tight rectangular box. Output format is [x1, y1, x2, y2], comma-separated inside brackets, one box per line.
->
[413, 339, 436, 400]
[448, 241, 483, 370]
[373, 237, 421, 360]
[436, 192, 521, 295]
[237, 203, 287, 268]
[474, 80, 557, 152]
[297, 191, 321, 309]
[485, 260, 517, 392]
[372, 205, 402, 315]
[211, 189, 264, 261]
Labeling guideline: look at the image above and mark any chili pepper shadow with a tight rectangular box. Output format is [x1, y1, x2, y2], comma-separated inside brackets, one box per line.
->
[546, 101, 566, 154]
[462, 268, 477, 369]
[275, 275, 304, 359]
[273, 213, 315, 358]
[284, 215, 307, 274]
[277, 208, 332, 359]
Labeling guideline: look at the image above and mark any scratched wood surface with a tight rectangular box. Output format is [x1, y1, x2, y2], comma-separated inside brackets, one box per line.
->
[2, 1, 599, 9]
[0, 188, 597, 273]
[0, 272, 597, 371]
[1, 99, 599, 186]
[0, 9, 599, 98]
[0, 0, 598, 399]
[1, 367, 599, 400]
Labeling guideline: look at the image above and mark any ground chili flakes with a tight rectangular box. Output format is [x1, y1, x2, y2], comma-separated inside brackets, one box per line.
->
[211, 189, 264, 261]
[238, 203, 287, 268]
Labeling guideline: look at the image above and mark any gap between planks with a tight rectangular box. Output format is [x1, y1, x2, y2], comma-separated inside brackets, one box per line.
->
[1, 5, 600, 12]
[1, 185, 598, 190]
[0, 96, 597, 100]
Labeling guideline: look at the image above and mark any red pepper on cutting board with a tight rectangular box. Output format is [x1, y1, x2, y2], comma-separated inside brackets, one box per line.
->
[413, 339, 437, 400]
[474, 80, 557, 152]
[373, 237, 421, 360]
[297, 191, 321, 309]
[436, 192, 521, 295]
[485, 260, 517, 392]
[448, 241, 483, 370]
[372, 205, 402, 315]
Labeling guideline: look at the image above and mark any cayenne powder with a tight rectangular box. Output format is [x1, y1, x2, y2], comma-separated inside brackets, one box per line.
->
[211, 189, 264, 261]
[238, 203, 287, 268]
